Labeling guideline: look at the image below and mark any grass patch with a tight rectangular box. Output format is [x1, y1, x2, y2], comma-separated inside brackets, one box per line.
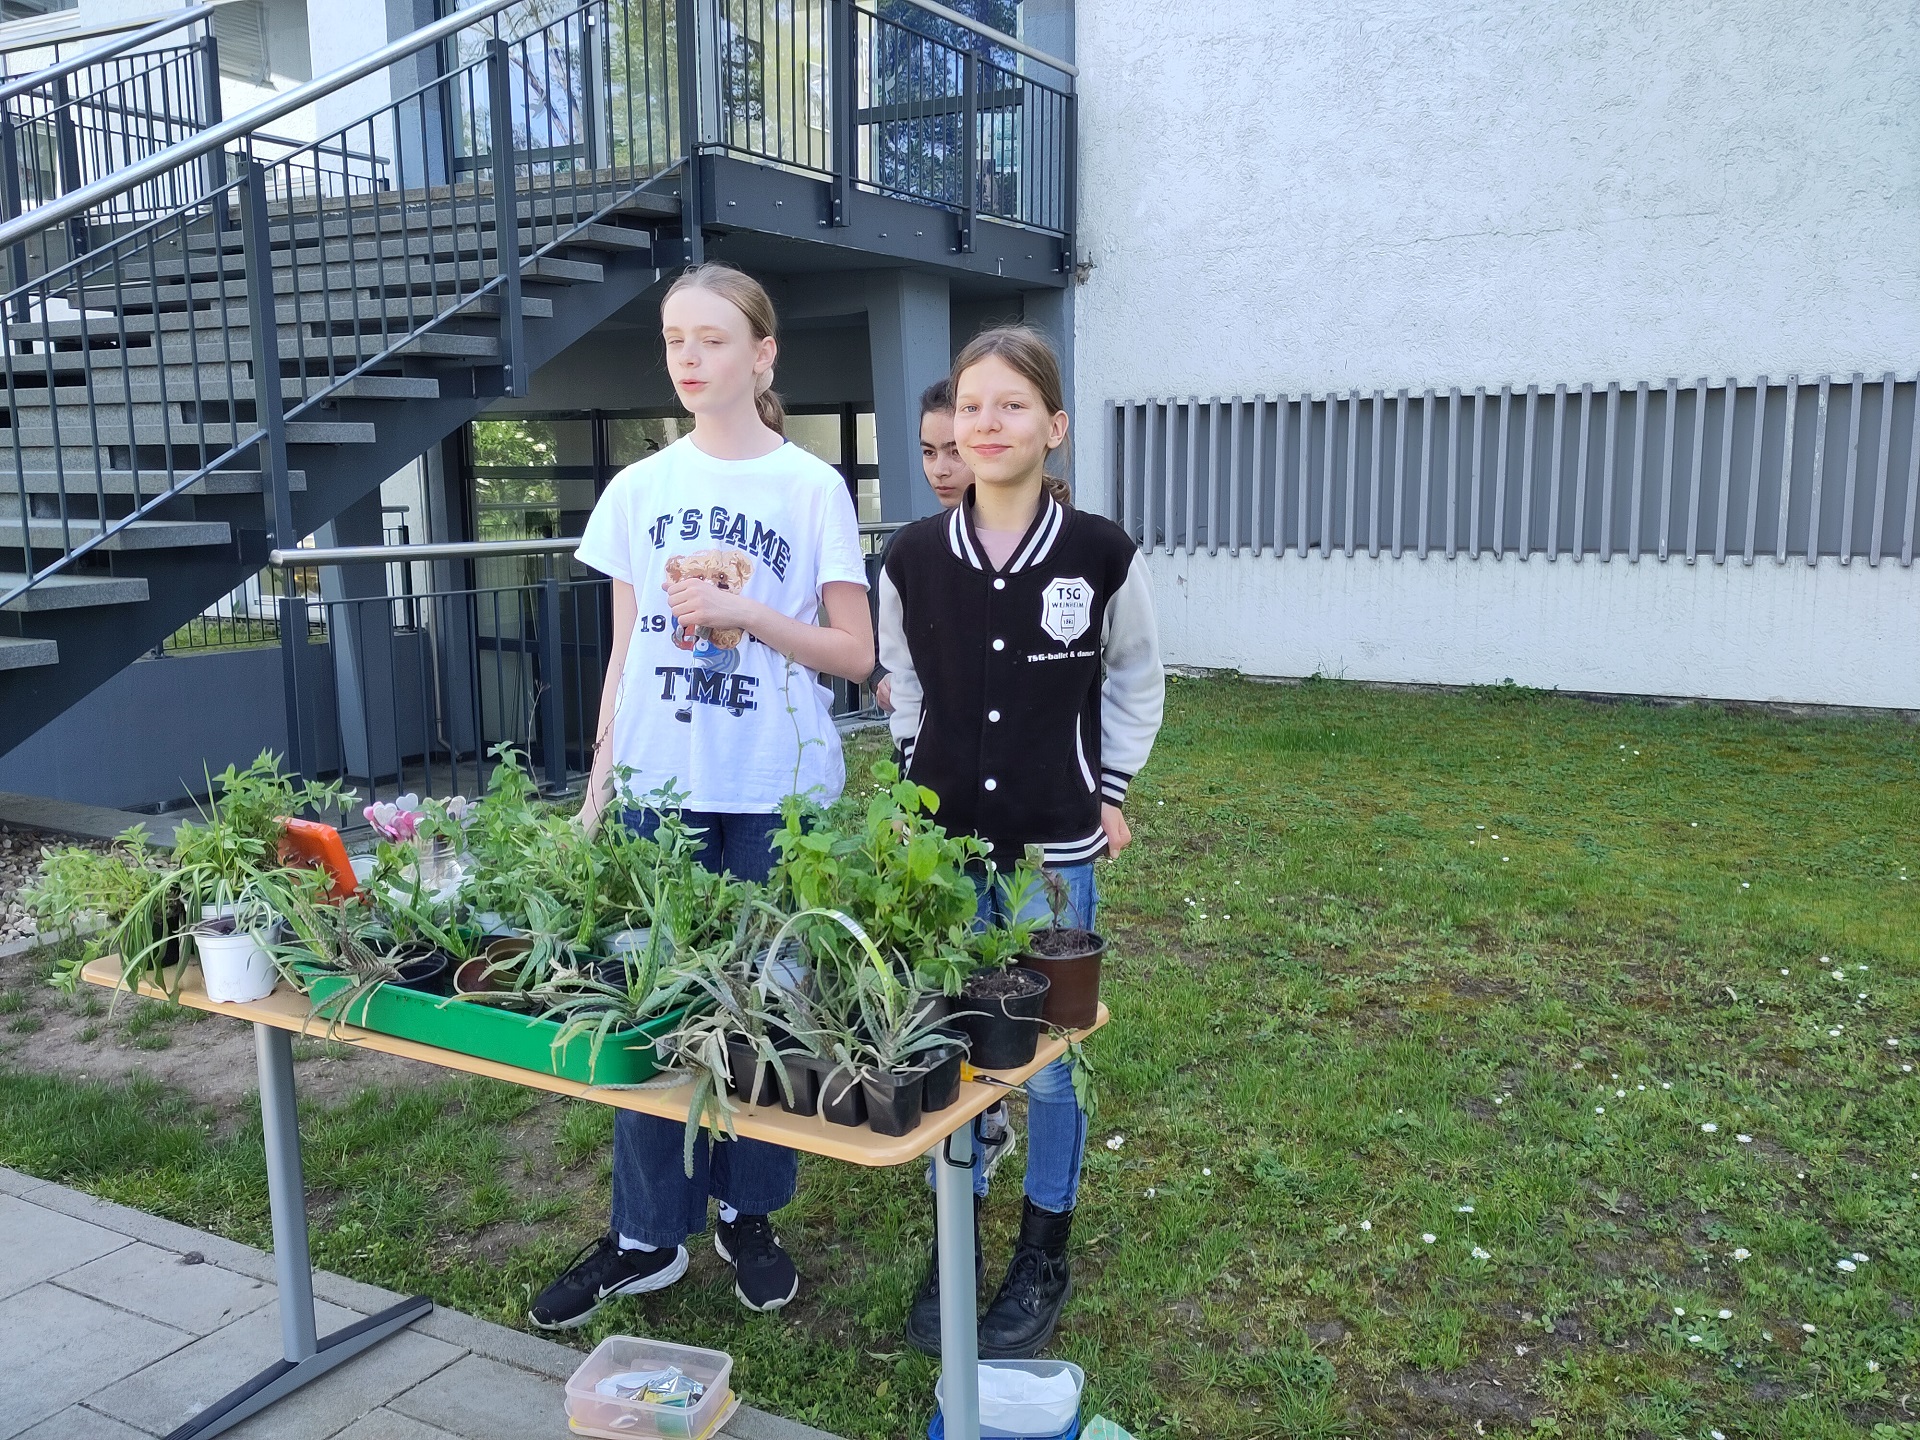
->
[3, 678, 1916, 1439]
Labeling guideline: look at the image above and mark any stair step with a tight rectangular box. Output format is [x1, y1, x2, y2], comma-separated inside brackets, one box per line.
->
[285, 419, 377, 445]
[7, 374, 440, 411]
[94, 254, 605, 310]
[44, 331, 501, 367]
[7, 468, 306, 495]
[51, 291, 551, 333]
[0, 572, 150, 611]
[0, 634, 58, 671]
[0, 513, 232, 551]
[143, 221, 654, 281]
[9, 418, 375, 449]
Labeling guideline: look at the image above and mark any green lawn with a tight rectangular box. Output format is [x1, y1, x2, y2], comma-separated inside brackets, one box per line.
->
[4, 676, 1918, 1439]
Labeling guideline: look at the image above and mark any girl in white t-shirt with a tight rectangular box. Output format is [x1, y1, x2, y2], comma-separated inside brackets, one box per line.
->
[530, 264, 873, 1329]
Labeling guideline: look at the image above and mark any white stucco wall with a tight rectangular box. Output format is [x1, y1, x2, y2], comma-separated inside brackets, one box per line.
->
[1152, 550, 1920, 711]
[1070, 1, 1920, 703]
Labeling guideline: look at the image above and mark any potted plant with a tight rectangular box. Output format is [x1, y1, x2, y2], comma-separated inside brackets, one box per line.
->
[108, 754, 352, 1003]
[24, 828, 174, 990]
[836, 965, 964, 1136]
[1014, 858, 1108, 1030]
[952, 915, 1051, 1070]
[770, 760, 992, 998]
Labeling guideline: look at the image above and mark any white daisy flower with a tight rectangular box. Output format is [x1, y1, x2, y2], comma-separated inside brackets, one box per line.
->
[1701, 1123, 1718, 1133]
[1421, 1233, 1436, 1244]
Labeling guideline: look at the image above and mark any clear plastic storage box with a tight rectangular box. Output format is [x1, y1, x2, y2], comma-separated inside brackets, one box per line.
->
[934, 1359, 1085, 1439]
[565, 1335, 737, 1440]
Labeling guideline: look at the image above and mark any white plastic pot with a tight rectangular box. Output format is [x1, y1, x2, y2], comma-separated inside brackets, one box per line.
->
[194, 924, 278, 1003]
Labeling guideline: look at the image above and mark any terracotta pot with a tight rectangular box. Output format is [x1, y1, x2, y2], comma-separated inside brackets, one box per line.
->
[1015, 930, 1107, 1030]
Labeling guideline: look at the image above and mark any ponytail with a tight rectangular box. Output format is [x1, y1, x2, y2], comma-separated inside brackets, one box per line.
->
[1042, 473, 1072, 508]
[666, 262, 785, 436]
[755, 373, 786, 437]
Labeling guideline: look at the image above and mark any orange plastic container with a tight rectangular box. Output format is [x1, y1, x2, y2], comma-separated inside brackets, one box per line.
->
[276, 818, 358, 899]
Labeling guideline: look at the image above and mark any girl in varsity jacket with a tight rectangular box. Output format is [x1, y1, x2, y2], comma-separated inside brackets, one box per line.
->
[877, 325, 1164, 1360]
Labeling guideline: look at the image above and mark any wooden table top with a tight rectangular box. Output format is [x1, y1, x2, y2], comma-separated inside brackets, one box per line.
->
[81, 957, 1107, 1168]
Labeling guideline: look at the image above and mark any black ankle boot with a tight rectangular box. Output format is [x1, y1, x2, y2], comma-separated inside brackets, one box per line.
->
[978, 1197, 1073, 1358]
[905, 1196, 983, 1356]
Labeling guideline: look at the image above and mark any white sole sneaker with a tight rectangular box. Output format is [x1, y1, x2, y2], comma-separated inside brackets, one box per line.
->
[526, 1244, 689, 1330]
[712, 1230, 799, 1312]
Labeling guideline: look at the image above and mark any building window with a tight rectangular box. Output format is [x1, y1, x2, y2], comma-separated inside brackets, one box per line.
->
[0, 0, 78, 21]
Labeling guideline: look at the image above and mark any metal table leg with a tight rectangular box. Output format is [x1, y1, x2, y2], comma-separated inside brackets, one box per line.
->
[934, 1127, 980, 1440]
[164, 1024, 432, 1440]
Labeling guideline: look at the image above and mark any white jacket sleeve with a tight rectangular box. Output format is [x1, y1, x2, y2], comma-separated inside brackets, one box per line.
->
[876, 569, 923, 763]
[1098, 551, 1164, 806]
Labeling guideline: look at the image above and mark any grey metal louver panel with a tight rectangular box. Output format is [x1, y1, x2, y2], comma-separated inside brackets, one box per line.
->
[1113, 375, 1920, 567]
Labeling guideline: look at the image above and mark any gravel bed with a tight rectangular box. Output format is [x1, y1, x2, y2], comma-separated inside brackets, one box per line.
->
[0, 825, 107, 948]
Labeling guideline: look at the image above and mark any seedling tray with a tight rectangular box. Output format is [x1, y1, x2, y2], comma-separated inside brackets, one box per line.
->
[302, 972, 687, 1086]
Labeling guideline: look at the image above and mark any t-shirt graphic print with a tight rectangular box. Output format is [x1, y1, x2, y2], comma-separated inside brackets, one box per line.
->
[575, 435, 868, 812]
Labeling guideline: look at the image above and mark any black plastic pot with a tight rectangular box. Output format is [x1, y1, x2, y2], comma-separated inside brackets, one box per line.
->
[392, 943, 451, 995]
[919, 1044, 964, 1112]
[725, 1039, 782, 1107]
[861, 1068, 925, 1137]
[955, 968, 1051, 1070]
[820, 1065, 868, 1128]
[776, 1050, 824, 1117]
[581, 954, 628, 989]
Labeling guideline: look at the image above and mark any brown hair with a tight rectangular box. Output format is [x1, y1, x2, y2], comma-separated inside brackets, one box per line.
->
[919, 377, 953, 416]
[950, 324, 1071, 507]
[663, 262, 785, 435]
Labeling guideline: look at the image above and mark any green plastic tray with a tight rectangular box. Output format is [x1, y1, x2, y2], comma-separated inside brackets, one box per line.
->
[301, 973, 687, 1086]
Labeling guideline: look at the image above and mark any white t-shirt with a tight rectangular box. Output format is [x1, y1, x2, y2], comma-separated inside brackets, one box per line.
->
[575, 435, 868, 812]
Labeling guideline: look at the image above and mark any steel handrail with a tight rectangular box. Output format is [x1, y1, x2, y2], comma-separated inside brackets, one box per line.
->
[275, 521, 904, 567]
[906, 0, 1075, 78]
[0, 4, 217, 106]
[0, 0, 522, 253]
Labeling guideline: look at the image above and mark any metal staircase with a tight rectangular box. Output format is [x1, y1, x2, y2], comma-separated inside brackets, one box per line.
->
[0, 0, 1076, 761]
[0, 0, 690, 752]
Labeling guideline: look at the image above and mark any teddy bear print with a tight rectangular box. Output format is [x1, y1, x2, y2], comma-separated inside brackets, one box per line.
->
[665, 548, 755, 650]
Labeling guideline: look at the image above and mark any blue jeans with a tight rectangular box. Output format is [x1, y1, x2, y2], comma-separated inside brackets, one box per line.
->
[609, 807, 798, 1247]
[959, 861, 1096, 1213]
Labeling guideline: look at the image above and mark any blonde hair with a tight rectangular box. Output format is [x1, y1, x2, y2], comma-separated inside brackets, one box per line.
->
[951, 324, 1071, 506]
[663, 263, 785, 435]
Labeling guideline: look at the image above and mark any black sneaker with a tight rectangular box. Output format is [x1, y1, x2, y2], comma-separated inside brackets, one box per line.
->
[713, 1212, 799, 1312]
[528, 1232, 688, 1330]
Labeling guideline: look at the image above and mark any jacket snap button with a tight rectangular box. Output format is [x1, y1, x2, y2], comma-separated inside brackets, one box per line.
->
[993, 578, 1006, 590]
[988, 709, 1001, 722]
[992, 638, 1005, 651]
[984, 778, 998, 791]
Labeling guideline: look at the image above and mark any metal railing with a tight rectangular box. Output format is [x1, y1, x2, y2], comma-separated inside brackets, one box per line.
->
[0, 6, 223, 250]
[0, 0, 1070, 615]
[705, 0, 1075, 242]
[267, 526, 897, 803]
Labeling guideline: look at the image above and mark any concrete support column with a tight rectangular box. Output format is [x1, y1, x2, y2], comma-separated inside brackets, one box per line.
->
[318, 487, 399, 786]
[866, 269, 952, 522]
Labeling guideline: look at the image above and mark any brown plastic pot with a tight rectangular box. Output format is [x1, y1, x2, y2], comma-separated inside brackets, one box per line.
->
[1015, 930, 1108, 1030]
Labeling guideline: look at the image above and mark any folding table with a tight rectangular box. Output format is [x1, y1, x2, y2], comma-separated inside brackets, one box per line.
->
[81, 956, 1105, 1440]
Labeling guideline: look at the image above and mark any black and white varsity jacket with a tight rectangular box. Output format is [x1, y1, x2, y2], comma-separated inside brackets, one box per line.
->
[877, 493, 1165, 865]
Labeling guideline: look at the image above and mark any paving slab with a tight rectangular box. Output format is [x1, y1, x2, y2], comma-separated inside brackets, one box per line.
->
[54, 1241, 275, 1336]
[386, 1353, 565, 1440]
[11, 1404, 154, 1440]
[223, 1329, 465, 1440]
[0, 1193, 131, 1301]
[331, 1409, 469, 1440]
[0, 1283, 189, 1439]
[87, 1296, 364, 1435]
